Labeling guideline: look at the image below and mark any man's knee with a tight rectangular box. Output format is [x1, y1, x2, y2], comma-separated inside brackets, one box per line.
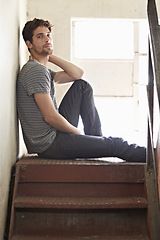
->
[73, 79, 93, 93]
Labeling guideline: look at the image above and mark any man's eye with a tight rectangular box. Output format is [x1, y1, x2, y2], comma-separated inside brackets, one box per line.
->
[37, 35, 42, 38]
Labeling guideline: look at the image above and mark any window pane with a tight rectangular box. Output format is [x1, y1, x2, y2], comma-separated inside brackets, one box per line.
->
[73, 19, 134, 59]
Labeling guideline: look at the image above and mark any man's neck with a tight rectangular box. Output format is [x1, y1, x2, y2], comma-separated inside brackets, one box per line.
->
[30, 53, 49, 66]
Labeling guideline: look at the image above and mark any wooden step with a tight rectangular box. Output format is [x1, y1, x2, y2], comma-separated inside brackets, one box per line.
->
[16, 158, 145, 183]
[14, 196, 148, 209]
[12, 235, 150, 240]
[11, 208, 148, 238]
[16, 181, 146, 198]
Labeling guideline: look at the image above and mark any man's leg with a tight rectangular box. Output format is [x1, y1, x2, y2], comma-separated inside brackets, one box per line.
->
[39, 132, 146, 162]
[58, 79, 102, 136]
[39, 79, 146, 162]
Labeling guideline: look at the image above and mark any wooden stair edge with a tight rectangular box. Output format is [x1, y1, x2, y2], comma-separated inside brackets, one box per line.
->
[11, 234, 150, 240]
[16, 161, 146, 183]
[17, 156, 146, 166]
[14, 196, 148, 209]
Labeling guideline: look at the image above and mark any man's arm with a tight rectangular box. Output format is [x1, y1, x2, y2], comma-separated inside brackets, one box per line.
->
[34, 93, 82, 134]
[48, 54, 84, 84]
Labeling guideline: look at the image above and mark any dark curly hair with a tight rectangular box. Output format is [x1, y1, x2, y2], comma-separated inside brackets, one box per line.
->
[22, 18, 53, 51]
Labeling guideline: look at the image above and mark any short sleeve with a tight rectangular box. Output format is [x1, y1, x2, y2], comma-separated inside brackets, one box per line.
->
[49, 69, 56, 80]
[21, 64, 51, 96]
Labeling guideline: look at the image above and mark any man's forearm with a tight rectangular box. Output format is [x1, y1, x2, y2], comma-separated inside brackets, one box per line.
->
[45, 109, 82, 135]
[49, 54, 84, 79]
[34, 93, 82, 135]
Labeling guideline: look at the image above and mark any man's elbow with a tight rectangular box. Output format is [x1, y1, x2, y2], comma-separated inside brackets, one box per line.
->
[80, 69, 84, 78]
[75, 69, 84, 79]
[44, 114, 54, 125]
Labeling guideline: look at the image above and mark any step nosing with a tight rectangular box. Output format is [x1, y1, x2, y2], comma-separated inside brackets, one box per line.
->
[14, 196, 148, 209]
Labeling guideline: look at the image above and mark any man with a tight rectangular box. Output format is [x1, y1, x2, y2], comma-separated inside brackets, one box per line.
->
[17, 18, 146, 162]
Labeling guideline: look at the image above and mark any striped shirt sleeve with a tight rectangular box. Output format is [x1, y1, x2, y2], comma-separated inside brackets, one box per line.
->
[21, 64, 51, 96]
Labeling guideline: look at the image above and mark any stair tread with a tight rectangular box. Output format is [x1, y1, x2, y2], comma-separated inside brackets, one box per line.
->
[12, 235, 150, 240]
[18, 156, 146, 165]
[14, 196, 148, 209]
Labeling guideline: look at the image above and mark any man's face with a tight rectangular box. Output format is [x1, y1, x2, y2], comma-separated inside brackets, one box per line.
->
[29, 26, 53, 56]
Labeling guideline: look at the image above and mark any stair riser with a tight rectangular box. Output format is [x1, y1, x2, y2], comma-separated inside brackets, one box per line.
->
[13, 209, 148, 237]
[18, 164, 145, 183]
[17, 182, 146, 198]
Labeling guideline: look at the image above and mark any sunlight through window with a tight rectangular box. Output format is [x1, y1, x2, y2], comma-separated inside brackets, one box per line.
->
[73, 19, 134, 59]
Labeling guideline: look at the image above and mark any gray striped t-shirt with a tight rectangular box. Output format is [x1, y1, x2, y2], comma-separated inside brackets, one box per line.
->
[17, 59, 57, 153]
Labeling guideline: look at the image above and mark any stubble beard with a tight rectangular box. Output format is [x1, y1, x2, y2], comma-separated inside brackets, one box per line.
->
[33, 45, 53, 57]
[41, 47, 53, 56]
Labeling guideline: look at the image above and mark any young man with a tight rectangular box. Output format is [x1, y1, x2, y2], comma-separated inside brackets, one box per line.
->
[17, 18, 146, 162]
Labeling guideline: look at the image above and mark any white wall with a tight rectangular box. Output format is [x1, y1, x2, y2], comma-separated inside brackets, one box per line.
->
[0, 0, 27, 239]
[27, 0, 147, 59]
[26, 0, 148, 101]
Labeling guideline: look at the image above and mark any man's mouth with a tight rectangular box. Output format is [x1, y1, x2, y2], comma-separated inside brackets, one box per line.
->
[44, 44, 52, 48]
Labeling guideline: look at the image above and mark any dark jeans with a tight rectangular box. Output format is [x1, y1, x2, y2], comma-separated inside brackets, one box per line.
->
[39, 79, 146, 162]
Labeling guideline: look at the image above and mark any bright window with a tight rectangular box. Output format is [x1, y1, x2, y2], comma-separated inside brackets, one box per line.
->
[72, 19, 134, 60]
[139, 21, 149, 54]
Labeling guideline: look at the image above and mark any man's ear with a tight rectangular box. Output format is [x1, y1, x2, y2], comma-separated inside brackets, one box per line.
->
[26, 40, 32, 50]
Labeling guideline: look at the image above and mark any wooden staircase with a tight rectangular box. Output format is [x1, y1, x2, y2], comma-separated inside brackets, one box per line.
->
[7, 0, 160, 239]
[8, 155, 151, 240]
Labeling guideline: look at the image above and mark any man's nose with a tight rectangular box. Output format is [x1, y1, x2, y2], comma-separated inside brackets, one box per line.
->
[45, 35, 50, 42]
